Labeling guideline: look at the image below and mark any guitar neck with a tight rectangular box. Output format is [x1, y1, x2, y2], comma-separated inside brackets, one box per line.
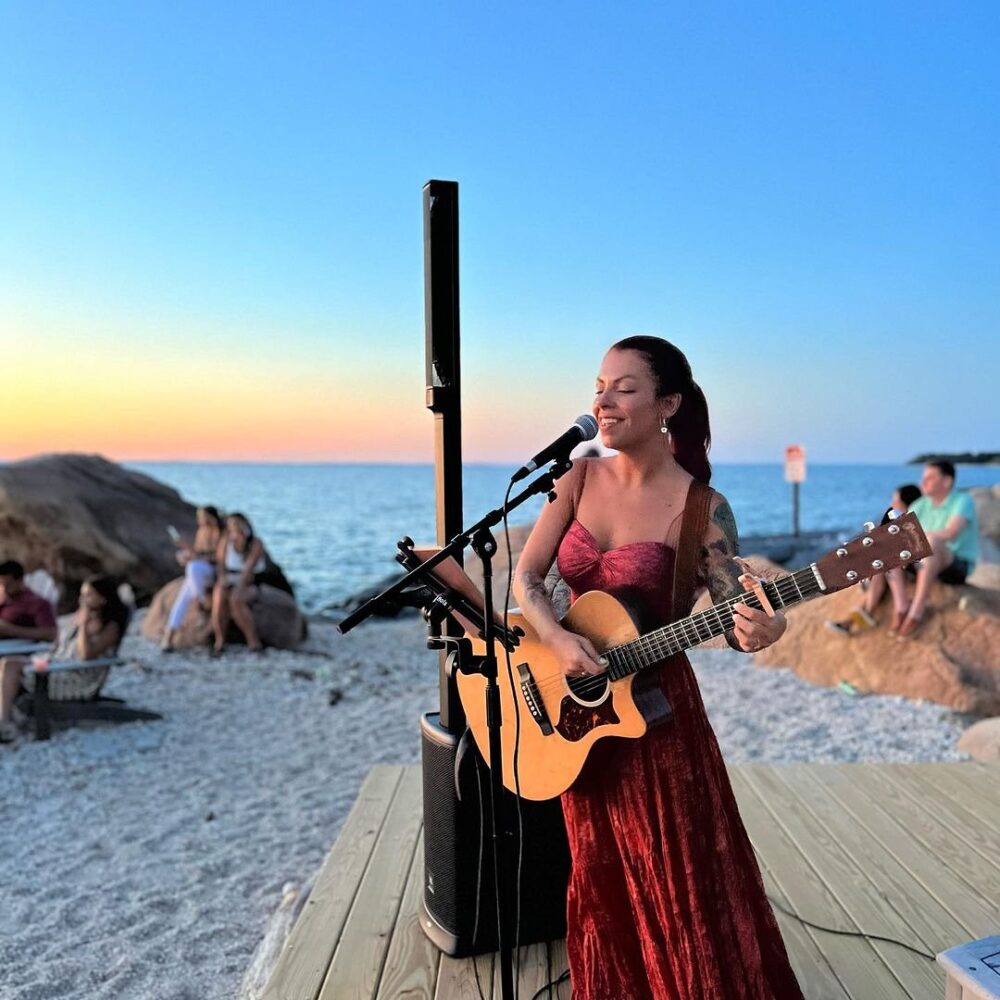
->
[602, 564, 826, 679]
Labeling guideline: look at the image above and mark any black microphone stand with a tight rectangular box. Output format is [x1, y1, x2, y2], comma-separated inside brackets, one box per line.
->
[338, 458, 573, 1000]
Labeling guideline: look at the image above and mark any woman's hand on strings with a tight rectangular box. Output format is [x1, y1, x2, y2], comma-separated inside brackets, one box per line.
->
[730, 599, 786, 653]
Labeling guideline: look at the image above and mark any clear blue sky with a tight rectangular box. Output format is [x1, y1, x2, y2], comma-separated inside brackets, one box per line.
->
[2, 1, 997, 462]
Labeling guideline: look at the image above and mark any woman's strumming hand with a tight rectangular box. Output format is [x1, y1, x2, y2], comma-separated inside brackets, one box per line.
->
[542, 626, 608, 678]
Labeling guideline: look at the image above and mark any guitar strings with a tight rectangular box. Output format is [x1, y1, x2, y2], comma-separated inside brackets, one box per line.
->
[536, 573, 813, 700]
[527, 571, 818, 702]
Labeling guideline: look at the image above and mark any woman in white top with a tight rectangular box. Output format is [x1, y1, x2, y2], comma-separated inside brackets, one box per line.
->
[162, 505, 224, 652]
[211, 513, 267, 656]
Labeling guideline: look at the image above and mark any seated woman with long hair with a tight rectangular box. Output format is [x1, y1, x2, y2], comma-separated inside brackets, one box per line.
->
[161, 505, 224, 652]
[211, 513, 275, 656]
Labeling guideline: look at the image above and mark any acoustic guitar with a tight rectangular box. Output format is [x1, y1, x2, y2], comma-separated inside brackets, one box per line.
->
[456, 513, 932, 801]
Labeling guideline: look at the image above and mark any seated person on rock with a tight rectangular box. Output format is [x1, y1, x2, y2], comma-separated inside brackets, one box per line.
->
[161, 505, 224, 652]
[826, 483, 921, 636]
[211, 513, 288, 656]
[895, 460, 978, 639]
[1, 572, 126, 742]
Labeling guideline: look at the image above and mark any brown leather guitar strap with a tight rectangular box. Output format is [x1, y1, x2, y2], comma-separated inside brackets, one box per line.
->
[671, 480, 713, 618]
[571, 458, 590, 517]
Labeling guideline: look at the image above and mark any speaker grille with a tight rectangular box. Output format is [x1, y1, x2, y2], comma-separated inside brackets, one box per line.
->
[420, 712, 569, 956]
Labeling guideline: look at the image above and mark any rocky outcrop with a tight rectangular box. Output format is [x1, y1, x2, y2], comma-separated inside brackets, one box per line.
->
[968, 485, 1000, 589]
[753, 579, 1000, 715]
[748, 484, 1000, 713]
[957, 718, 1000, 761]
[0, 454, 197, 611]
[141, 579, 307, 649]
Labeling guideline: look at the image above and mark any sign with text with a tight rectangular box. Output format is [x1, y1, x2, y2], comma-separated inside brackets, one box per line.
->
[784, 445, 807, 483]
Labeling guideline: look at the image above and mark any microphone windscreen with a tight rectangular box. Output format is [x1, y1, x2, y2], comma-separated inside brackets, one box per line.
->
[575, 415, 599, 440]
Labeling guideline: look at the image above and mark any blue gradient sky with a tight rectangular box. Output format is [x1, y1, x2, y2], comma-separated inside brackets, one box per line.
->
[2, 2, 997, 462]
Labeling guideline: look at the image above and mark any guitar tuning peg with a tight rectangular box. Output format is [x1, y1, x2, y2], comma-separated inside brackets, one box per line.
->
[863, 521, 876, 532]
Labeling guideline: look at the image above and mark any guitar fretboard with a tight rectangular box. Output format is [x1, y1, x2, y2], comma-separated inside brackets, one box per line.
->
[602, 566, 823, 679]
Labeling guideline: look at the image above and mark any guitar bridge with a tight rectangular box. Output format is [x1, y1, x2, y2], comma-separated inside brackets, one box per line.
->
[517, 663, 553, 735]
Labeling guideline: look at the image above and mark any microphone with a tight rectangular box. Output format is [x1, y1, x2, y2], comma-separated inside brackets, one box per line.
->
[511, 415, 599, 483]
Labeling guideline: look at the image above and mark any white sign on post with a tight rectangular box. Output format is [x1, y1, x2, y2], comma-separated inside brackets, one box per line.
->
[784, 445, 807, 483]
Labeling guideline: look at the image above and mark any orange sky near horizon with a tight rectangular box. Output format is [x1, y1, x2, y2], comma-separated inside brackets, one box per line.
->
[1, 330, 586, 464]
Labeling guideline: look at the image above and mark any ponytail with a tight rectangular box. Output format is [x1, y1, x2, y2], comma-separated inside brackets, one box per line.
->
[669, 379, 712, 484]
[612, 335, 713, 484]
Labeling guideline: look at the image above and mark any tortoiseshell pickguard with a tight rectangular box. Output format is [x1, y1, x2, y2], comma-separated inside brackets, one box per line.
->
[555, 696, 620, 742]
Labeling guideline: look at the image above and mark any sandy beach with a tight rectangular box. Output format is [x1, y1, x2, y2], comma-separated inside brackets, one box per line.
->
[0, 613, 973, 1000]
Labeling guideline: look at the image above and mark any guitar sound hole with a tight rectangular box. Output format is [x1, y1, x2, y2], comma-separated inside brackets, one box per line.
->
[566, 673, 609, 704]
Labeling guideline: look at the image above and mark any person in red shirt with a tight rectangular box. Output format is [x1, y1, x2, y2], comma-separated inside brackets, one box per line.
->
[1, 560, 58, 741]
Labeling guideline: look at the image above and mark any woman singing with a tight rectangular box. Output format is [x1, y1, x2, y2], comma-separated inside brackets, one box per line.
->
[513, 336, 803, 1000]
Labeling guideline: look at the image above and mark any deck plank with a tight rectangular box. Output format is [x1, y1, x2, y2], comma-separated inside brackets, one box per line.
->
[320, 766, 424, 1000]
[730, 767, 909, 1000]
[776, 765, 969, 955]
[882, 764, 1000, 876]
[743, 765, 942, 998]
[753, 851, 851, 1000]
[487, 940, 570, 999]
[842, 765, 1000, 911]
[262, 765, 404, 1000]
[375, 831, 441, 1000]
[819, 768, 998, 939]
[435, 953, 494, 1000]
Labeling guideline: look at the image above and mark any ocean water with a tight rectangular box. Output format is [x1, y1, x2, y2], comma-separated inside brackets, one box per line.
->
[130, 462, 1000, 613]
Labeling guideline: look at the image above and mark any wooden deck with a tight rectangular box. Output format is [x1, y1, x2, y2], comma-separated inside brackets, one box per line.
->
[263, 762, 1000, 1000]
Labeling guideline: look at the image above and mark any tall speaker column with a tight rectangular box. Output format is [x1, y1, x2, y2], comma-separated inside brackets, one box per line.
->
[423, 179, 465, 732]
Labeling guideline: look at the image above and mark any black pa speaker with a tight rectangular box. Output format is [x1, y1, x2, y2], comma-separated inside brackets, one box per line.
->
[419, 711, 571, 957]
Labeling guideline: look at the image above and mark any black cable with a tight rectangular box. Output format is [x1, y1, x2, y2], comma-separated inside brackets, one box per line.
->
[502, 477, 525, 999]
[765, 893, 936, 960]
[530, 969, 571, 1000]
[471, 758, 488, 1000]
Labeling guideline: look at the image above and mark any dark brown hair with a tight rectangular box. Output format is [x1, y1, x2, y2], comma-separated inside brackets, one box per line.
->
[83, 575, 131, 644]
[612, 336, 712, 484]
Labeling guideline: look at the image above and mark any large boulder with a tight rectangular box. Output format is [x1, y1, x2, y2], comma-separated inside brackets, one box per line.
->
[968, 485, 1000, 589]
[970, 484, 1000, 545]
[957, 718, 1000, 761]
[753, 578, 1000, 715]
[142, 579, 307, 649]
[0, 454, 196, 611]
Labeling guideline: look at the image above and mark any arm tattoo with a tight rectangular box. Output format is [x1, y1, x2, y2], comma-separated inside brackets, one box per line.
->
[702, 541, 743, 603]
[712, 500, 739, 555]
[518, 570, 550, 603]
[704, 501, 747, 652]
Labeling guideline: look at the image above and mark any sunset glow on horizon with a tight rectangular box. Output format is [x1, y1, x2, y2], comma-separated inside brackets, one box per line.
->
[3, 3, 996, 466]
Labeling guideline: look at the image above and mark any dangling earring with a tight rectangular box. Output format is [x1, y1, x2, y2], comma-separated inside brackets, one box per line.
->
[660, 416, 669, 435]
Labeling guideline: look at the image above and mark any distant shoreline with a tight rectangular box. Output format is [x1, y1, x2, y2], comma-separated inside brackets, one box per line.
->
[908, 452, 1000, 465]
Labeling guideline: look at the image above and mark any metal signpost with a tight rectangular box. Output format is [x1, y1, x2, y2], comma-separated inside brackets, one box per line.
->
[784, 444, 806, 537]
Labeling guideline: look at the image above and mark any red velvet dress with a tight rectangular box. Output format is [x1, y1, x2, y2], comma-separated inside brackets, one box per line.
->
[556, 517, 804, 1000]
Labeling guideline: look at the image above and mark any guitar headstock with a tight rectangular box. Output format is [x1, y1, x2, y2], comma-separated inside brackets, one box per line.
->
[814, 512, 932, 594]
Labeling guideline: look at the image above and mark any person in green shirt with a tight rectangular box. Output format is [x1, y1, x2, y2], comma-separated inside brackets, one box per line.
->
[898, 460, 979, 638]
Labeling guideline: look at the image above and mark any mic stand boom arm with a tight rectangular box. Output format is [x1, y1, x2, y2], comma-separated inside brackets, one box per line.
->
[336, 458, 573, 1000]
[336, 458, 571, 638]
